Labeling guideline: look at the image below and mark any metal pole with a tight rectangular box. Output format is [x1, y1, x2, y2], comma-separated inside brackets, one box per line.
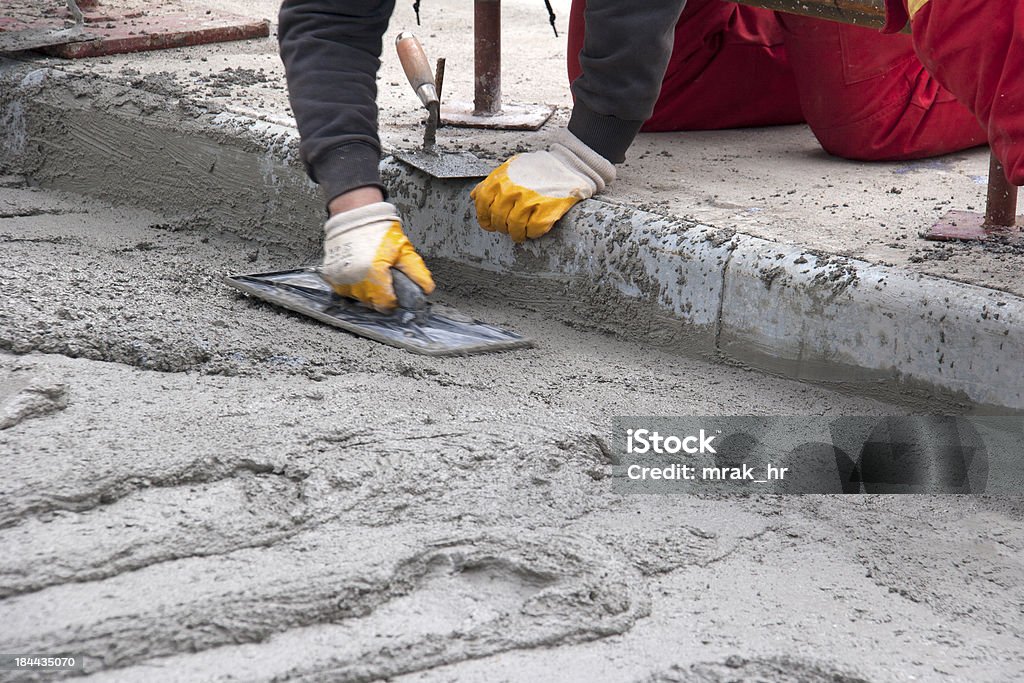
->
[985, 152, 1019, 228]
[474, 0, 501, 115]
[65, 0, 83, 24]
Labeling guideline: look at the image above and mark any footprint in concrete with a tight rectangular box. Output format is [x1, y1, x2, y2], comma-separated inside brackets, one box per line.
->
[64, 531, 650, 680]
[0, 371, 67, 430]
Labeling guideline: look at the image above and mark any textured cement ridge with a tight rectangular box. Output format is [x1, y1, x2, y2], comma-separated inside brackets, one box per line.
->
[1, 183, 1023, 681]
[2, 58, 1021, 409]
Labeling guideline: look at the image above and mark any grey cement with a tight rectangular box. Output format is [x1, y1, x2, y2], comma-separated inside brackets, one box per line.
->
[9, 0, 1021, 299]
[0, 3, 1023, 676]
[5, 60, 1024, 409]
[1, 186, 1023, 680]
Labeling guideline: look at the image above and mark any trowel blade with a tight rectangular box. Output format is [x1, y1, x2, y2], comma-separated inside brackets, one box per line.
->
[0, 26, 94, 53]
[391, 150, 496, 179]
[224, 268, 533, 356]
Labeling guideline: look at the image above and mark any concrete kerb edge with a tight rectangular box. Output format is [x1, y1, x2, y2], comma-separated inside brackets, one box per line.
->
[382, 162, 730, 352]
[720, 239, 1023, 409]
[2, 58, 1021, 409]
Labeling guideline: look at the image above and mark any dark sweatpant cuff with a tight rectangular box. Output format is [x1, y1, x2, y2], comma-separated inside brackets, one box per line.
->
[567, 102, 645, 164]
[309, 142, 384, 205]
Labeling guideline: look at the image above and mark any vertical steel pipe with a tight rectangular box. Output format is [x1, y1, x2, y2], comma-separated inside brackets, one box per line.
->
[474, 0, 501, 115]
[985, 152, 1019, 228]
[66, 0, 84, 24]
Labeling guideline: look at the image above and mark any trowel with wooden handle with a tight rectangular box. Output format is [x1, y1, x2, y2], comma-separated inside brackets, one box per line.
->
[391, 32, 496, 179]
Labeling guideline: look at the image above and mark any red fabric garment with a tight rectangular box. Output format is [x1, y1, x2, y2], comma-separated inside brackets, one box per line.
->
[567, 0, 804, 131]
[777, 14, 985, 161]
[566, 0, 985, 161]
[902, 0, 1024, 184]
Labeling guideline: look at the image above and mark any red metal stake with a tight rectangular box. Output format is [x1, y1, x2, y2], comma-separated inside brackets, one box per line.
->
[439, 0, 554, 130]
[926, 151, 1021, 242]
[985, 154, 1019, 228]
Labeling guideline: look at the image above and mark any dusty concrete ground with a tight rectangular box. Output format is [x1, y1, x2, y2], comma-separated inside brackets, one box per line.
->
[2, 2, 1024, 679]
[14, 0, 1023, 299]
[2, 182, 1024, 680]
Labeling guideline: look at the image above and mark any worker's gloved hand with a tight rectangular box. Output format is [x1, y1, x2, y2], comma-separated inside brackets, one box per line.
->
[471, 130, 615, 242]
[321, 202, 435, 313]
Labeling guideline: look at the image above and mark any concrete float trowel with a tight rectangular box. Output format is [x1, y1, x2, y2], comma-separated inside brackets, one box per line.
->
[223, 35, 531, 357]
[224, 268, 531, 356]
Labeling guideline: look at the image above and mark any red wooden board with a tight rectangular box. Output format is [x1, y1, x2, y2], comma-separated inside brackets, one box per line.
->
[0, 2, 268, 57]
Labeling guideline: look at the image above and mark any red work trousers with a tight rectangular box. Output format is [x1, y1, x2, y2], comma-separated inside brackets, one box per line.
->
[885, 0, 1024, 184]
[566, 0, 986, 161]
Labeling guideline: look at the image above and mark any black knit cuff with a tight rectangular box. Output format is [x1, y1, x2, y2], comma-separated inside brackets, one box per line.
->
[309, 141, 384, 205]
[567, 101, 645, 164]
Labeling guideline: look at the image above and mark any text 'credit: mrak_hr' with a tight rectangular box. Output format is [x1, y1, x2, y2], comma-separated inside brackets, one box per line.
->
[611, 416, 1024, 494]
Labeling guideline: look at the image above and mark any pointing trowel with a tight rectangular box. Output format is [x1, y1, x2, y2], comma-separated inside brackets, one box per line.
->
[391, 32, 495, 179]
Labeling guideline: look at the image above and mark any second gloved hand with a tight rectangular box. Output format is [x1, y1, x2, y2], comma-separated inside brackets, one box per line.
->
[321, 202, 435, 313]
[471, 131, 615, 242]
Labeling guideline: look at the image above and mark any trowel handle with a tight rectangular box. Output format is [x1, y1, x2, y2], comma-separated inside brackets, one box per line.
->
[392, 268, 428, 311]
[396, 32, 439, 109]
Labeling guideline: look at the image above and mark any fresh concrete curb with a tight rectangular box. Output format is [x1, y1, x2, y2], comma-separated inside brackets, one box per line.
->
[719, 241, 1023, 409]
[0, 60, 324, 261]
[3, 58, 1022, 410]
[384, 166, 731, 352]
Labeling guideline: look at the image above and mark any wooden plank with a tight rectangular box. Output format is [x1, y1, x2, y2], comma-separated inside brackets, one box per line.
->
[730, 0, 908, 32]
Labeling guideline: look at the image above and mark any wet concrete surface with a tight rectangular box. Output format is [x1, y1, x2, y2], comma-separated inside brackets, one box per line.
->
[14, 0, 1022, 299]
[2, 185, 1023, 681]
[5, 59, 1024, 410]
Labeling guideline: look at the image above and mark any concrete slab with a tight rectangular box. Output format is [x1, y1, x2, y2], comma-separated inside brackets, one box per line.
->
[10, 0, 1018, 298]
[1, 6, 1024, 675]
[10, 187, 1019, 681]
[1, 0, 1023, 410]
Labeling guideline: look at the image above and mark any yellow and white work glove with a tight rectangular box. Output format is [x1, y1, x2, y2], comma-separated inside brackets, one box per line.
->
[471, 130, 616, 242]
[321, 202, 435, 313]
